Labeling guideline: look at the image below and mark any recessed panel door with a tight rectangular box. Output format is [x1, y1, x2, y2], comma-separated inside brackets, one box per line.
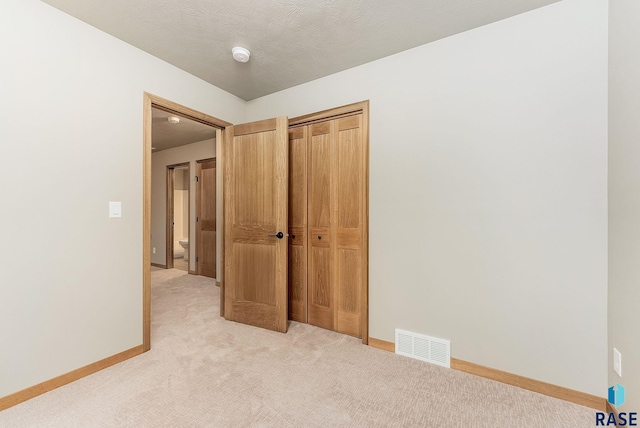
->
[288, 126, 308, 323]
[307, 121, 334, 330]
[197, 159, 217, 278]
[335, 115, 364, 337]
[224, 117, 289, 332]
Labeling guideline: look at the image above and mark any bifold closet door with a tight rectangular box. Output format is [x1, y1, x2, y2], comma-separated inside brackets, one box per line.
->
[288, 126, 308, 323]
[308, 121, 334, 330]
[307, 115, 365, 337]
[289, 109, 366, 338]
[334, 115, 365, 338]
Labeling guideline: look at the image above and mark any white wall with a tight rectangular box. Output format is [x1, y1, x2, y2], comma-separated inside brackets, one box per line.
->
[609, 0, 640, 411]
[0, 0, 244, 398]
[151, 139, 216, 272]
[247, 0, 608, 396]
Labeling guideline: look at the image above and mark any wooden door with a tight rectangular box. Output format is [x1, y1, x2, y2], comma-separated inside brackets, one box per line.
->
[197, 159, 216, 278]
[334, 115, 365, 337]
[288, 126, 308, 322]
[165, 167, 175, 269]
[305, 114, 366, 338]
[224, 117, 289, 332]
[307, 121, 334, 330]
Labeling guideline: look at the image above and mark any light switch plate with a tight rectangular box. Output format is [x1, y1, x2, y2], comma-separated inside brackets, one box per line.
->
[109, 201, 122, 218]
[613, 348, 622, 377]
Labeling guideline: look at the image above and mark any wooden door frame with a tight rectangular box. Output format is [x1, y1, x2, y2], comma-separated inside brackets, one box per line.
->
[289, 100, 370, 345]
[195, 157, 216, 276]
[165, 162, 190, 270]
[143, 92, 230, 351]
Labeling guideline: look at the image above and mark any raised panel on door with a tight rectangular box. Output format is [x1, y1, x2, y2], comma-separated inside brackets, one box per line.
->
[224, 117, 288, 333]
[197, 159, 216, 278]
[307, 122, 333, 329]
[309, 122, 331, 228]
[288, 126, 307, 322]
[336, 249, 361, 336]
[309, 244, 332, 329]
[335, 115, 364, 337]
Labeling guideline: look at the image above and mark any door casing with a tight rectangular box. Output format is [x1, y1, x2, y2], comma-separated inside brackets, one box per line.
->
[143, 92, 230, 351]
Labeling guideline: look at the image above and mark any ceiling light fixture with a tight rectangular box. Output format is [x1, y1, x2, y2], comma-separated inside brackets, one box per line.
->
[167, 116, 180, 124]
[232, 46, 250, 63]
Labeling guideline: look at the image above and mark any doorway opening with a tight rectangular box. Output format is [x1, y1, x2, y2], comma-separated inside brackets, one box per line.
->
[166, 163, 190, 271]
[143, 92, 231, 351]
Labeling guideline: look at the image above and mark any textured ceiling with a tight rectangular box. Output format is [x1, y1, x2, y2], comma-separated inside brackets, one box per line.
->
[42, 0, 560, 101]
[152, 108, 216, 152]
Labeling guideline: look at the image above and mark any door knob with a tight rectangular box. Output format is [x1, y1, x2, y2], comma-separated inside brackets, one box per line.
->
[268, 231, 285, 239]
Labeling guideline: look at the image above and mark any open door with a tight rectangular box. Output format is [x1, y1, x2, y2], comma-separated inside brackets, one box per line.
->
[196, 158, 216, 278]
[224, 117, 289, 332]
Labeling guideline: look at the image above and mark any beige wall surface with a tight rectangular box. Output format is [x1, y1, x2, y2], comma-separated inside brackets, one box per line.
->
[0, 0, 244, 399]
[151, 139, 216, 272]
[247, 0, 608, 396]
[609, 0, 640, 411]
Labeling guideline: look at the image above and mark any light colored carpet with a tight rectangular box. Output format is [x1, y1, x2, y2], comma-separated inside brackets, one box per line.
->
[0, 269, 596, 427]
[172, 258, 188, 272]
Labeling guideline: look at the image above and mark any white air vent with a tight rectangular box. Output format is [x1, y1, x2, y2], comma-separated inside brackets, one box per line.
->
[395, 329, 450, 368]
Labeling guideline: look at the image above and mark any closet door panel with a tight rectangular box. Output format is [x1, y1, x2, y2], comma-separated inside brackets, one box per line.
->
[308, 123, 334, 329]
[289, 127, 307, 227]
[288, 243, 306, 321]
[335, 115, 364, 337]
[288, 127, 307, 322]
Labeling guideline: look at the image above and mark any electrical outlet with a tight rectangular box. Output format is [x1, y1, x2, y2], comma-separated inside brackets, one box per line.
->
[152, 247, 156, 254]
[614, 348, 622, 377]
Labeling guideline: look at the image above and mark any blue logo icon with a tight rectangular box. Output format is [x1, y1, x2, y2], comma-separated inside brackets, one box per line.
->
[597, 384, 636, 426]
[609, 383, 626, 408]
